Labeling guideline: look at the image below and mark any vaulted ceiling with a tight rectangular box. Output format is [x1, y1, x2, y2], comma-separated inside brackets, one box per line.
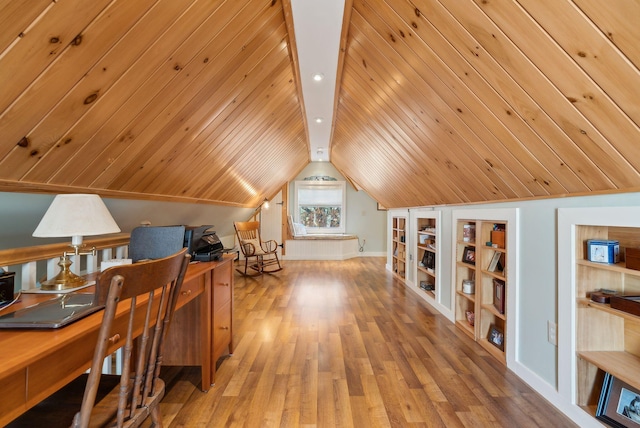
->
[1, 0, 639, 209]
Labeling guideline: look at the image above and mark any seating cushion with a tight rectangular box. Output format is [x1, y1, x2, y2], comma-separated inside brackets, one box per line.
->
[293, 223, 307, 236]
[241, 238, 265, 255]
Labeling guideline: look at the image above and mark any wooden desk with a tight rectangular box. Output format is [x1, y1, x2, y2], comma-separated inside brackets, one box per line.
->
[0, 255, 234, 427]
[162, 255, 235, 387]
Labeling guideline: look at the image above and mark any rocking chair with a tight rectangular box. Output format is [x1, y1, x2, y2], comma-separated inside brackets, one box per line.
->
[234, 221, 283, 276]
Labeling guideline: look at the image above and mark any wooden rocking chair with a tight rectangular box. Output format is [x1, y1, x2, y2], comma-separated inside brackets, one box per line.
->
[234, 221, 283, 276]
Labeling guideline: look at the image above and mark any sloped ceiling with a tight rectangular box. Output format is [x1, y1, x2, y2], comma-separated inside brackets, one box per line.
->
[0, 0, 308, 208]
[1, 0, 639, 209]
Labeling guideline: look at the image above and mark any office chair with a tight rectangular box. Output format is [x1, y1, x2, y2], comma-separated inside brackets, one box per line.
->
[234, 221, 283, 276]
[8, 248, 190, 427]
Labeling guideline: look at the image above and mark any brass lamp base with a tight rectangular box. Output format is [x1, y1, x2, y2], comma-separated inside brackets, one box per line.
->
[40, 255, 87, 291]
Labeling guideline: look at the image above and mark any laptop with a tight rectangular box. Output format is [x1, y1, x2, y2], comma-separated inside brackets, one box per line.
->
[0, 293, 103, 329]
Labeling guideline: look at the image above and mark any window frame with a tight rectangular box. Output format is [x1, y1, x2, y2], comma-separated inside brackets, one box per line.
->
[294, 180, 346, 234]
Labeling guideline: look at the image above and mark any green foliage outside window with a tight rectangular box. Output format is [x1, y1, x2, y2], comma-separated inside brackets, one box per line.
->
[299, 206, 341, 228]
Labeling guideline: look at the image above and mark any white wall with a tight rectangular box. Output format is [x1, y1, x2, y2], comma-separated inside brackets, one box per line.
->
[0, 192, 254, 250]
[289, 162, 387, 255]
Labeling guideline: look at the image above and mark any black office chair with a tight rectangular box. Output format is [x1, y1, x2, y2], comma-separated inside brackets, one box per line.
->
[129, 225, 186, 262]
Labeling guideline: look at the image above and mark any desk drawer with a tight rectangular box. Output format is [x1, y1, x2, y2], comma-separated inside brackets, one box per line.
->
[212, 300, 231, 359]
[177, 273, 205, 308]
[212, 260, 231, 311]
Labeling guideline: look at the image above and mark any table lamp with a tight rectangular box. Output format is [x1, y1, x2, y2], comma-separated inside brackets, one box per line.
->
[33, 194, 121, 290]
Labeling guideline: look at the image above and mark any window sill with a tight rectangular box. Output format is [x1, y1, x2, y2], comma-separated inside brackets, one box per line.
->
[291, 234, 356, 240]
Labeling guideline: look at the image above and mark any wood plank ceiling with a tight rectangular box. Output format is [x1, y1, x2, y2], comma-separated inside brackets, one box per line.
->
[0, 0, 639, 209]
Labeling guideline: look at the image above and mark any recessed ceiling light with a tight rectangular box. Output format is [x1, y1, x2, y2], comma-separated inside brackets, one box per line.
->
[312, 73, 324, 82]
[314, 117, 323, 124]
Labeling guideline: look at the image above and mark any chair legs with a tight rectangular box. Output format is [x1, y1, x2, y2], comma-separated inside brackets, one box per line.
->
[150, 404, 163, 428]
[236, 253, 283, 276]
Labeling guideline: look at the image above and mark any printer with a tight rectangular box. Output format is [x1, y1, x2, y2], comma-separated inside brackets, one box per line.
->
[183, 225, 224, 262]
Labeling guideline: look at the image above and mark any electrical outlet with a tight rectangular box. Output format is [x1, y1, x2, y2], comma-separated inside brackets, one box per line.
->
[548, 321, 557, 346]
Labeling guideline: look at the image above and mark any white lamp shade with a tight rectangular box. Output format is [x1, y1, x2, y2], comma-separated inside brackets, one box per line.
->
[33, 194, 121, 238]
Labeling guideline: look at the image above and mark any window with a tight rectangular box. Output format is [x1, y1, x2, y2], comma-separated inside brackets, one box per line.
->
[294, 181, 346, 234]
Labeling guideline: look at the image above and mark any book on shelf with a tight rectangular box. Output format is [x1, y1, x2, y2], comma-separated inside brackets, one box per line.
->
[493, 278, 505, 314]
[421, 251, 435, 272]
[487, 251, 503, 272]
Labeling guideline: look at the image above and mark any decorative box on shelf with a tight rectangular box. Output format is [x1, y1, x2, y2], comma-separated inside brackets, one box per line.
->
[626, 247, 640, 271]
[590, 289, 618, 304]
[462, 224, 475, 242]
[465, 310, 475, 326]
[609, 295, 640, 317]
[462, 279, 475, 294]
[491, 230, 505, 249]
[587, 239, 619, 264]
[419, 281, 434, 291]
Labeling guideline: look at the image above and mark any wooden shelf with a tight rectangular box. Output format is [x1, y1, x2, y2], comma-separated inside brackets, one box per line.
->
[456, 290, 475, 303]
[578, 297, 640, 322]
[578, 351, 640, 390]
[481, 303, 506, 320]
[456, 261, 475, 269]
[455, 320, 475, 339]
[576, 258, 640, 276]
[423, 289, 435, 298]
[481, 245, 505, 252]
[417, 266, 435, 276]
[481, 270, 506, 281]
[479, 338, 505, 361]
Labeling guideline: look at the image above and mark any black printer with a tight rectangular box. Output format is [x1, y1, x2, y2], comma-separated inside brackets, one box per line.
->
[183, 225, 224, 262]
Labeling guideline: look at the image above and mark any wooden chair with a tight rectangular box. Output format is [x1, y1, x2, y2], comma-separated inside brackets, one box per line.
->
[234, 221, 283, 276]
[8, 248, 190, 428]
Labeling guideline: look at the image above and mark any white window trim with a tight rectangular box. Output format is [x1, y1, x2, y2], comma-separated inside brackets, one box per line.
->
[294, 181, 346, 234]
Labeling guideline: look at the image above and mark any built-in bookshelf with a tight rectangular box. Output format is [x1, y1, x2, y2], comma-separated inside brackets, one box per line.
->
[477, 221, 507, 362]
[455, 220, 477, 340]
[453, 212, 514, 365]
[573, 224, 640, 419]
[414, 212, 440, 302]
[392, 216, 406, 280]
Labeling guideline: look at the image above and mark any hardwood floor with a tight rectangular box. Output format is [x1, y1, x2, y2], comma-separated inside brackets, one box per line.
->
[154, 258, 577, 427]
